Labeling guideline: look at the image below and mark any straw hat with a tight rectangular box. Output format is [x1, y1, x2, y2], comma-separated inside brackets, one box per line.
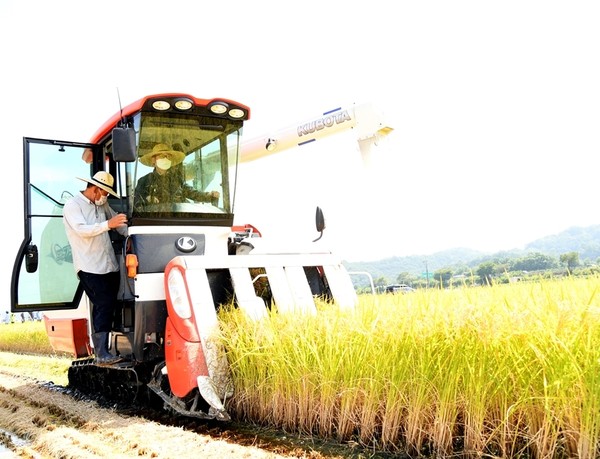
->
[139, 143, 185, 167]
[77, 171, 119, 198]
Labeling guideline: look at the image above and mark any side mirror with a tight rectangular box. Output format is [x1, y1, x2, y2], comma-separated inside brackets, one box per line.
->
[112, 127, 137, 162]
[313, 206, 326, 242]
[25, 244, 38, 273]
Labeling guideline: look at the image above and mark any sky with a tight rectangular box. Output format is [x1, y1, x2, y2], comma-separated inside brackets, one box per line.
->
[2, 1, 600, 304]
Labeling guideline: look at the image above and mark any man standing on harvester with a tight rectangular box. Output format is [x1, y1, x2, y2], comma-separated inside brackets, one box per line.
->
[63, 171, 128, 365]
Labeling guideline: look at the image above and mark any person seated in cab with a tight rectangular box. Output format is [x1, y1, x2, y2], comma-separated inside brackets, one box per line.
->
[134, 143, 219, 208]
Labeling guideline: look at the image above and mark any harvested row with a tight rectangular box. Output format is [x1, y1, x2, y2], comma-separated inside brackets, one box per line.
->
[0, 370, 292, 458]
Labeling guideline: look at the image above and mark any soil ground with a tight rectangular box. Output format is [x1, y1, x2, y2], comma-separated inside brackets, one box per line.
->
[0, 357, 396, 459]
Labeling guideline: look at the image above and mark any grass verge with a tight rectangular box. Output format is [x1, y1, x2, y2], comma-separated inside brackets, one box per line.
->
[0, 321, 71, 385]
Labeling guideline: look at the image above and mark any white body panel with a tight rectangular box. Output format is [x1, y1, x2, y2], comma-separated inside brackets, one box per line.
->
[172, 252, 358, 312]
[240, 102, 392, 164]
[135, 273, 166, 301]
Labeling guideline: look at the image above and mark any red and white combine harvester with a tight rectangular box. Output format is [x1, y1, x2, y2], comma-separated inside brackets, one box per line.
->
[11, 93, 392, 420]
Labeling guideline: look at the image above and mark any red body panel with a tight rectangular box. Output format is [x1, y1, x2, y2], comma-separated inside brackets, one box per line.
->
[231, 223, 262, 237]
[165, 317, 209, 398]
[89, 93, 251, 143]
[43, 317, 91, 358]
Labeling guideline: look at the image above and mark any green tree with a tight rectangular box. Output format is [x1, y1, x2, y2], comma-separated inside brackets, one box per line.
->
[559, 251, 580, 273]
[509, 252, 558, 272]
[476, 261, 496, 285]
[433, 268, 453, 288]
[374, 276, 387, 292]
[396, 271, 418, 286]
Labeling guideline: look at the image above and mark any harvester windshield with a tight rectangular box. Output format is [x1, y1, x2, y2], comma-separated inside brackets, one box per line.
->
[126, 110, 243, 224]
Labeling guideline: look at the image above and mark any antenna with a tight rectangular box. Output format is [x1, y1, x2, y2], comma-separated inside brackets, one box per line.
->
[116, 87, 125, 126]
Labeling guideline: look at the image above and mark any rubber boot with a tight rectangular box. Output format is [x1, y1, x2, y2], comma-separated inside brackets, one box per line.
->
[92, 332, 123, 365]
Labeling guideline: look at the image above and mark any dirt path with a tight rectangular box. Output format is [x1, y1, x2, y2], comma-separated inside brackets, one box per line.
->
[0, 369, 305, 458]
[0, 351, 393, 459]
[0, 362, 387, 459]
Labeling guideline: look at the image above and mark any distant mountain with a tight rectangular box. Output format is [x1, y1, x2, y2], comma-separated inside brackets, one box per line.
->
[343, 225, 600, 282]
[525, 225, 600, 260]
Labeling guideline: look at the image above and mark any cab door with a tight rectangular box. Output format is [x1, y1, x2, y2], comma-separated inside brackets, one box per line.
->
[11, 138, 98, 313]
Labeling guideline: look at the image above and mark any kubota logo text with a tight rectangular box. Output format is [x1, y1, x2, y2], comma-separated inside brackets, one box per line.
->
[297, 110, 352, 137]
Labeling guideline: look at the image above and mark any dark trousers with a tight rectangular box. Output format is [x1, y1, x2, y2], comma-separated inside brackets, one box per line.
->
[78, 270, 120, 333]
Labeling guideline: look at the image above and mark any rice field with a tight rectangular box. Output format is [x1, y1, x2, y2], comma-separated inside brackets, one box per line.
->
[0, 320, 55, 355]
[2, 276, 599, 457]
[219, 276, 600, 458]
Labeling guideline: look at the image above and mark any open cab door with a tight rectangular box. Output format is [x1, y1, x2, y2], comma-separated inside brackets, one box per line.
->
[11, 138, 101, 314]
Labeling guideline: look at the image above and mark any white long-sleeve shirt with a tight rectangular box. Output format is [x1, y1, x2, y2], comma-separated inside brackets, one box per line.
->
[63, 191, 127, 275]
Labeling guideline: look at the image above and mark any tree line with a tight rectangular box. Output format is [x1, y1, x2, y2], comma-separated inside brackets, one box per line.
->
[366, 251, 598, 291]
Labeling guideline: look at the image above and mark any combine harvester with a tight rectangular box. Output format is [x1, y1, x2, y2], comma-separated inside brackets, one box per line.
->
[11, 93, 392, 420]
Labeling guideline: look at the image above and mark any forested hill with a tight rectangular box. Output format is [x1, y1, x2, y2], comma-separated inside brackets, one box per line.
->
[343, 224, 600, 282]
